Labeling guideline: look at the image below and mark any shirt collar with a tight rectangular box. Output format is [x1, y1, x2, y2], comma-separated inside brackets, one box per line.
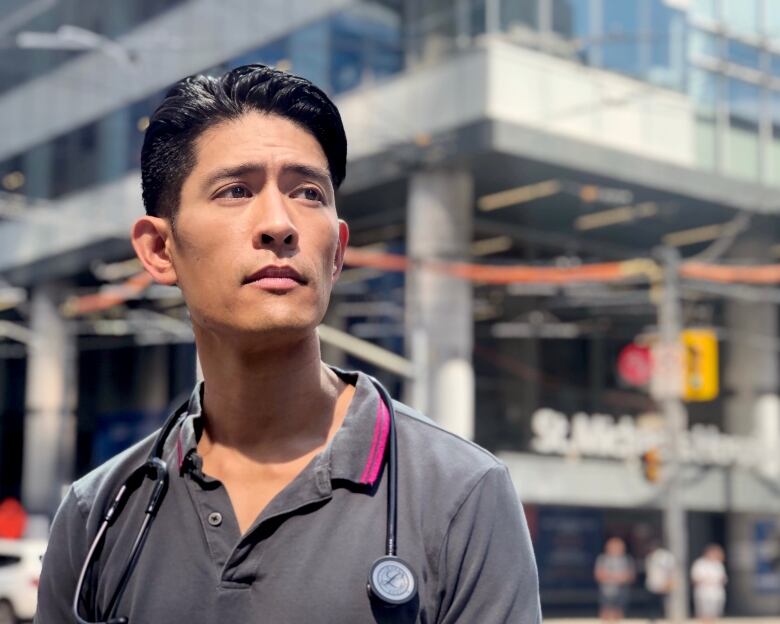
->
[171, 367, 390, 487]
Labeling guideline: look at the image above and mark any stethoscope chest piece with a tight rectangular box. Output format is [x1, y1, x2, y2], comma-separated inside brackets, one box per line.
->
[367, 555, 417, 606]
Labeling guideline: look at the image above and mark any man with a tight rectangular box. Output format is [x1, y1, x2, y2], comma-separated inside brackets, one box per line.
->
[691, 544, 727, 623]
[594, 537, 635, 622]
[35, 65, 541, 623]
[644, 541, 675, 623]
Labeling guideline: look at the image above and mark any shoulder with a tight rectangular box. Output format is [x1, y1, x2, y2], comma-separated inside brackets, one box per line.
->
[391, 400, 512, 511]
[393, 400, 503, 474]
[69, 430, 159, 516]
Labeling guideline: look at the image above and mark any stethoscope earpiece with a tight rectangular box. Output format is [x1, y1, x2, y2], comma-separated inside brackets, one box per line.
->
[367, 555, 417, 606]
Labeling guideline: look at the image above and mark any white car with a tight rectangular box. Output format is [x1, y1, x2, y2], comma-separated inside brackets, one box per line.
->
[0, 539, 46, 624]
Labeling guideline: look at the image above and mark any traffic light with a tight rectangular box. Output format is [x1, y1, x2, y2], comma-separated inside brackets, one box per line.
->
[642, 448, 662, 483]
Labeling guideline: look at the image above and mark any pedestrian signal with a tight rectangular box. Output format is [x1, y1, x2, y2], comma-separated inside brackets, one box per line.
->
[682, 328, 718, 402]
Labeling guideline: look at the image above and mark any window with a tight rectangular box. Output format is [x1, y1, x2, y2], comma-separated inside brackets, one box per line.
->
[767, 1, 780, 44]
[552, 0, 591, 63]
[691, 0, 717, 22]
[689, 68, 719, 170]
[721, 0, 759, 37]
[689, 28, 719, 60]
[728, 78, 760, 124]
[726, 39, 760, 69]
[725, 78, 760, 180]
[502, 0, 538, 35]
[329, 6, 403, 95]
[601, 0, 641, 76]
[690, 67, 718, 113]
[768, 91, 780, 186]
[552, 0, 589, 40]
[647, 0, 686, 90]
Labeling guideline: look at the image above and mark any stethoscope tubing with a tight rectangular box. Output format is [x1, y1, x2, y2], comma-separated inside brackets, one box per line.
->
[72, 377, 404, 623]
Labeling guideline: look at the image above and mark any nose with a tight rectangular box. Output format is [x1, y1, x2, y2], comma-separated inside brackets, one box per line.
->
[252, 189, 299, 251]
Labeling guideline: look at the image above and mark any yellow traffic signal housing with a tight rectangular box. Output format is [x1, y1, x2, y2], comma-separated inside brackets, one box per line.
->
[682, 328, 719, 402]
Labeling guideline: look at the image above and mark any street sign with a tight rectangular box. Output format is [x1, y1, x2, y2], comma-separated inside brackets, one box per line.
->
[682, 328, 718, 402]
[650, 342, 685, 400]
[617, 343, 653, 386]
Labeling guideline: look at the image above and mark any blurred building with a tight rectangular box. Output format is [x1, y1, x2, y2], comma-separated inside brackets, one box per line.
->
[1, 0, 780, 616]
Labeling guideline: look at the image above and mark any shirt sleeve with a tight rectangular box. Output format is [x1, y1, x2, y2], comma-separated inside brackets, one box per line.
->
[436, 464, 542, 624]
[34, 486, 90, 624]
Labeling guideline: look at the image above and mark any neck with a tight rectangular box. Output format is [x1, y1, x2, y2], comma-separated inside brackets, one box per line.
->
[194, 327, 345, 461]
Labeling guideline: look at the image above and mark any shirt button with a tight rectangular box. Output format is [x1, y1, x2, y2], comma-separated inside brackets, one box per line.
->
[207, 512, 223, 527]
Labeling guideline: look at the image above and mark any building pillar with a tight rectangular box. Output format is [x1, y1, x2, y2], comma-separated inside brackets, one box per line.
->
[22, 283, 77, 517]
[723, 296, 780, 616]
[404, 168, 474, 438]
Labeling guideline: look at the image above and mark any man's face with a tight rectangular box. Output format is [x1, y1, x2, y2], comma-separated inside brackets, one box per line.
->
[164, 111, 348, 347]
[606, 538, 625, 556]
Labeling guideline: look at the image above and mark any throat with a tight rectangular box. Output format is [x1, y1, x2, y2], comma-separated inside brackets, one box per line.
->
[206, 454, 319, 535]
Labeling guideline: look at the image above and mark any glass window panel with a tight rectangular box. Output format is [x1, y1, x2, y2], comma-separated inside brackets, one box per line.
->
[691, 0, 717, 21]
[600, 0, 641, 76]
[773, 92, 780, 128]
[689, 28, 719, 59]
[728, 77, 760, 123]
[725, 77, 760, 181]
[647, 0, 686, 90]
[502, 0, 538, 33]
[689, 68, 718, 114]
[329, 6, 403, 95]
[767, 2, 780, 44]
[721, 0, 759, 36]
[768, 92, 780, 186]
[771, 54, 780, 78]
[725, 125, 759, 180]
[552, 0, 590, 40]
[726, 39, 761, 68]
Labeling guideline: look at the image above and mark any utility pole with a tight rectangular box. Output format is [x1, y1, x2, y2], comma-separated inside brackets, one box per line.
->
[653, 247, 689, 624]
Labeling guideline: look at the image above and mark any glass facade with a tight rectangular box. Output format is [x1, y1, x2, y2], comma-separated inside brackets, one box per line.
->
[0, 0, 186, 97]
[0, 3, 403, 202]
[4, 0, 780, 203]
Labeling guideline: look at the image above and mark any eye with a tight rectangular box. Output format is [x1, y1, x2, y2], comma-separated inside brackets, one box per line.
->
[295, 186, 325, 204]
[215, 185, 252, 200]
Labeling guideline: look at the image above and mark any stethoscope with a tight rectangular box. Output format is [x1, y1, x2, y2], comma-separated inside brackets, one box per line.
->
[72, 377, 417, 624]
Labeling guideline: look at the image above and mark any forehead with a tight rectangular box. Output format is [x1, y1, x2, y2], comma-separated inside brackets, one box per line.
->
[192, 111, 328, 172]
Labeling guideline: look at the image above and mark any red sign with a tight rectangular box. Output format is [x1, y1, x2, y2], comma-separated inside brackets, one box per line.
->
[0, 498, 27, 539]
[617, 343, 653, 387]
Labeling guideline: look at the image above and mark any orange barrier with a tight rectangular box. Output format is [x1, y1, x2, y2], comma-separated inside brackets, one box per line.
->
[62, 272, 154, 316]
[681, 262, 780, 285]
[344, 248, 643, 284]
[61, 250, 780, 316]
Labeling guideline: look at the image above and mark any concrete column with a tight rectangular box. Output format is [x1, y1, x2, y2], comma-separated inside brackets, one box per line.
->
[22, 283, 77, 516]
[404, 168, 474, 438]
[723, 297, 780, 616]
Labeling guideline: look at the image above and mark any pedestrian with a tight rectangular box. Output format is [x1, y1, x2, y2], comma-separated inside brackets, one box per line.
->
[691, 544, 727, 623]
[644, 541, 675, 622]
[34, 64, 542, 623]
[595, 536, 636, 622]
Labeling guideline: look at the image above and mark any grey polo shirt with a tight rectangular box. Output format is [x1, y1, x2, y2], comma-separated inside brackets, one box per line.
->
[36, 368, 541, 623]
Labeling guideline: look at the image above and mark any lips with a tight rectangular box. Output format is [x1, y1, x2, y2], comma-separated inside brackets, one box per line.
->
[243, 265, 307, 289]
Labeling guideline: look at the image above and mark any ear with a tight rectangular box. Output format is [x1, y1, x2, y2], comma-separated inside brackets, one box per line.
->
[332, 219, 350, 281]
[130, 216, 179, 286]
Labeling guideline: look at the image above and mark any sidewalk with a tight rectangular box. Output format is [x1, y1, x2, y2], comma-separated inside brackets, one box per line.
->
[546, 620, 780, 623]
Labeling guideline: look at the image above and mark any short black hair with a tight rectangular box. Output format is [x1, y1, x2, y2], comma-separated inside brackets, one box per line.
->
[141, 64, 347, 221]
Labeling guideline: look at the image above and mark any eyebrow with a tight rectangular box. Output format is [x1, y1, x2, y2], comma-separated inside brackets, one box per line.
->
[200, 162, 334, 195]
